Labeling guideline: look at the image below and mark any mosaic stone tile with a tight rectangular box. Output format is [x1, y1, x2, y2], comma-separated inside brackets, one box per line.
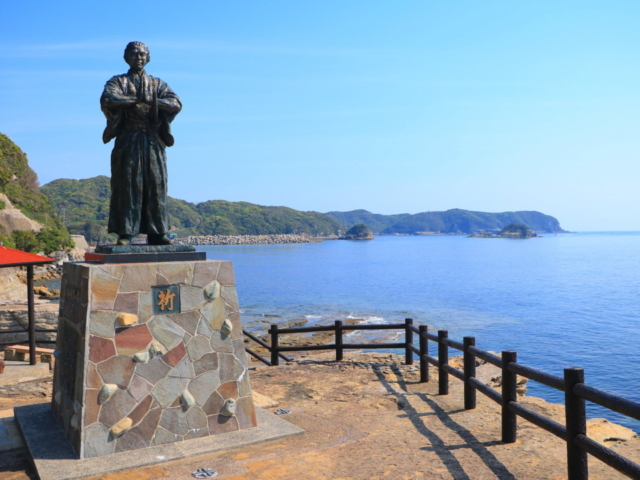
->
[228, 314, 244, 341]
[194, 352, 219, 376]
[169, 310, 200, 335]
[84, 423, 115, 458]
[129, 394, 154, 425]
[138, 291, 154, 323]
[152, 427, 182, 446]
[120, 264, 157, 293]
[196, 316, 213, 337]
[217, 262, 235, 286]
[236, 396, 258, 429]
[238, 371, 252, 397]
[91, 268, 121, 311]
[89, 311, 117, 338]
[187, 335, 212, 362]
[219, 353, 244, 383]
[209, 330, 234, 354]
[221, 286, 239, 309]
[192, 261, 220, 288]
[129, 375, 153, 402]
[186, 405, 208, 430]
[86, 362, 103, 389]
[183, 332, 192, 344]
[233, 339, 248, 367]
[162, 341, 186, 367]
[168, 356, 195, 379]
[157, 262, 194, 285]
[156, 273, 169, 285]
[97, 356, 135, 388]
[180, 285, 205, 311]
[151, 377, 189, 408]
[149, 315, 184, 351]
[201, 297, 226, 330]
[136, 404, 161, 441]
[115, 324, 153, 355]
[202, 391, 224, 416]
[84, 388, 100, 426]
[189, 370, 221, 406]
[184, 427, 209, 440]
[218, 381, 238, 400]
[113, 292, 139, 315]
[88, 335, 116, 363]
[207, 414, 239, 435]
[98, 264, 124, 279]
[159, 407, 190, 435]
[135, 357, 171, 385]
[98, 388, 136, 429]
[115, 425, 150, 453]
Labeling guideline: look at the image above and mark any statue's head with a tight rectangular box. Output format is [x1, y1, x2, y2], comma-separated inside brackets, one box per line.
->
[124, 41, 150, 71]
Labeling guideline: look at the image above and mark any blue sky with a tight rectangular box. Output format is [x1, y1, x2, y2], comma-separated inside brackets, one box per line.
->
[1, 1, 639, 231]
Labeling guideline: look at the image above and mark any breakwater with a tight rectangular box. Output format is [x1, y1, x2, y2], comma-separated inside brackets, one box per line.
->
[174, 234, 318, 246]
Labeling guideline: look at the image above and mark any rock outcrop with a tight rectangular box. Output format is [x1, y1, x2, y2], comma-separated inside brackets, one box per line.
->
[0, 194, 42, 233]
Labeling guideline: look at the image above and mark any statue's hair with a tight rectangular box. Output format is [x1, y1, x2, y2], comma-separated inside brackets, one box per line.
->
[124, 41, 150, 62]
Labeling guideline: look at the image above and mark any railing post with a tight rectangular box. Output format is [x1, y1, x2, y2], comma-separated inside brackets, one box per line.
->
[502, 350, 517, 443]
[463, 337, 476, 410]
[335, 320, 343, 361]
[419, 325, 428, 383]
[269, 324, 279, 366]
[565, 367, 588, 480]
[438, 330, 448, 395]
[405, 318, 414, 365]
[27, 265, 36, 366]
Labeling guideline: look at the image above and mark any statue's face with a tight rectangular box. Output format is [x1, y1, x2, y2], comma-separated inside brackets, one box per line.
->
[125, 46, 149, 72]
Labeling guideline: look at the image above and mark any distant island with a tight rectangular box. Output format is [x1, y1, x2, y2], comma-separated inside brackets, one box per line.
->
[340, 224, 374, 240]
[41, 176, 566, 243]
[468, 223, 539, 239]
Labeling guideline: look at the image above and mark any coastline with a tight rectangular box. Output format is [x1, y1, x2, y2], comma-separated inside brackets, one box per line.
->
[174, 233, 323, 246]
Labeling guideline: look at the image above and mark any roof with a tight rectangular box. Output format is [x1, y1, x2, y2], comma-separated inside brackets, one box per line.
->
[0, 245, 55, 268]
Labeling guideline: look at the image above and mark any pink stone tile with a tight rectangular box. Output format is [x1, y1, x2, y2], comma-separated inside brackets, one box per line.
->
[88, 336, 116, 363]
[113, 292, 139, 315]
[115, 325, 153, 355]
[162, 342, 186, 367]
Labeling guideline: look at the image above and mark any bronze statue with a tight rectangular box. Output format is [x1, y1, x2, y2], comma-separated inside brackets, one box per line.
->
[100, 42, 182, 245]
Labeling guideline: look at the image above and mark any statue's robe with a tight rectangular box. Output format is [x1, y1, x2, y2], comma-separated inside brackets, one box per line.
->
[100, 69, 181, 237]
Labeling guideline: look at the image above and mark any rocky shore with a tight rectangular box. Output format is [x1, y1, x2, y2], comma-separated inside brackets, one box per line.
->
[174, 234, 320, 246]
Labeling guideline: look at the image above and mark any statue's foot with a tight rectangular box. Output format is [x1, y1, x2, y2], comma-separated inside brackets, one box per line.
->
[148, 234, 171, 245]
[117, 235, 131, 246]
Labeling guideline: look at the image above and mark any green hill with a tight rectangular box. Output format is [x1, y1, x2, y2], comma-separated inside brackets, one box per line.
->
[327, 208, 564, 234]
[0, 133, 73, 253]
[41, 176, 346, 241]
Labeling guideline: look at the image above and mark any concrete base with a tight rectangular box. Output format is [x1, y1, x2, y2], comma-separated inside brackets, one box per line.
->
[0, 361, 50, 387]
[15, 402, 304, 480]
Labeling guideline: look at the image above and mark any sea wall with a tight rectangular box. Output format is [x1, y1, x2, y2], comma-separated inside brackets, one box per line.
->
[174, 234, 317, 246]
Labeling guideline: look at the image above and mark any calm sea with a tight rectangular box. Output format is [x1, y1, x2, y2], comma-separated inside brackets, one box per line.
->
[199, 232, 640, 431]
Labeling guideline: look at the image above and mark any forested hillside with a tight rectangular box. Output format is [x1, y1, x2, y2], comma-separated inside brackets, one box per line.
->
[0, 133, 73, 253]
[327, 208, 564, 234]
[42, 176, 346, 241]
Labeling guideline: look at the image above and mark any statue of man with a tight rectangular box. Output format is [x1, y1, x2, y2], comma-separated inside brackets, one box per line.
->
[100, 41, 182, 246]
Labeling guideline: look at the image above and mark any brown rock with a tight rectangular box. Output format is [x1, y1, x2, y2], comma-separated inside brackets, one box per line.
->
[88, 335, 116, 363]
[115, 324, 153, 355]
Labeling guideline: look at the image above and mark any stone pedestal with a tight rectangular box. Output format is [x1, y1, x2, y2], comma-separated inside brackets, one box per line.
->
[51, 259, 257, 458]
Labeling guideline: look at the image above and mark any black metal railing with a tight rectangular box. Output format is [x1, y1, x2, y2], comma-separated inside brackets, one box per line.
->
[243, 319, 640, 480]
